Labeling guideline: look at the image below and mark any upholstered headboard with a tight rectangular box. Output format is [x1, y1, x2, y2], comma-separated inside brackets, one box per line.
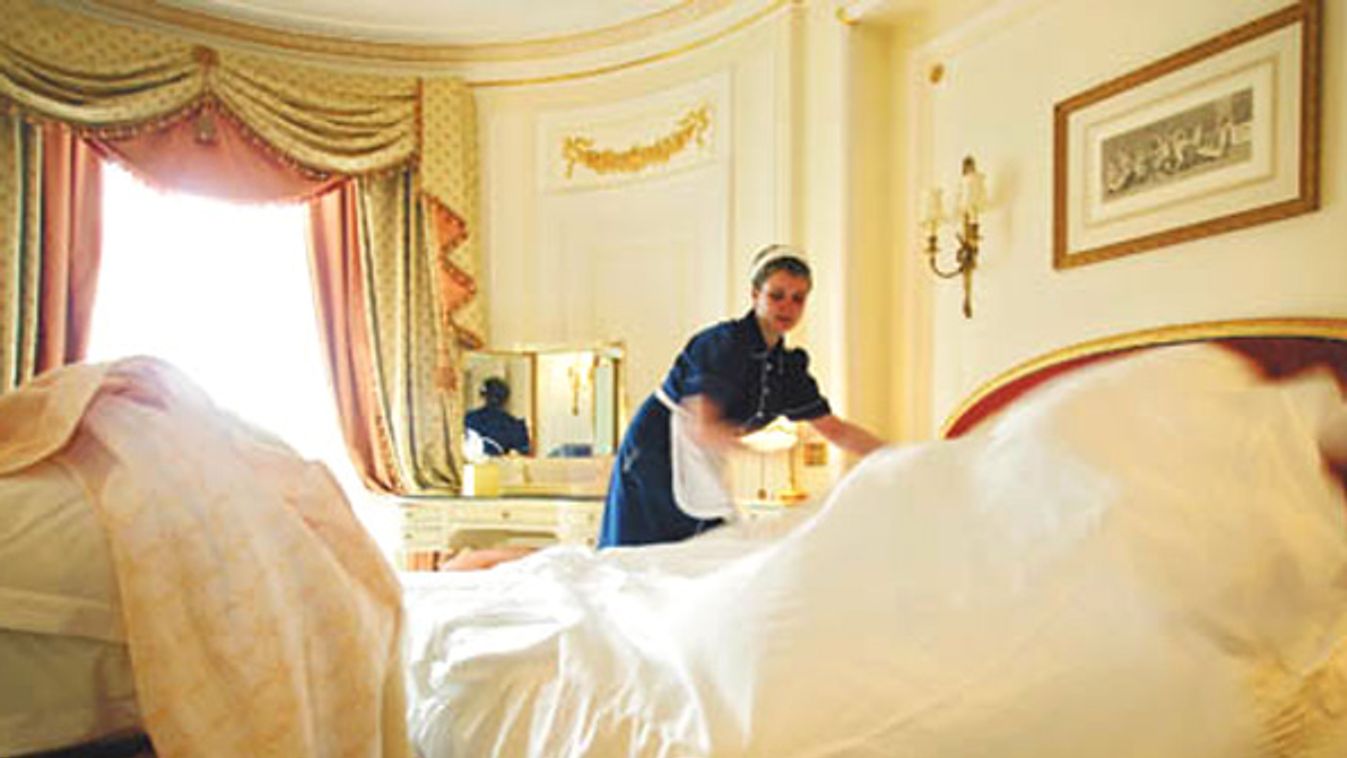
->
[942, 318, 1347, 439]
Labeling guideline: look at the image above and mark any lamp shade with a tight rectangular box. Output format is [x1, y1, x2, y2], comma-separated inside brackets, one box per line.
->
[740, 418, 798, 453]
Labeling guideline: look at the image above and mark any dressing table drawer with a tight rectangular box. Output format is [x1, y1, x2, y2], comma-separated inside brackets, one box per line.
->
[397, 497, 603, 568]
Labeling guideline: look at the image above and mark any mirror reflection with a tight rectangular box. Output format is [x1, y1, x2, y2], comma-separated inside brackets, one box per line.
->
[461, 343, 624, 462]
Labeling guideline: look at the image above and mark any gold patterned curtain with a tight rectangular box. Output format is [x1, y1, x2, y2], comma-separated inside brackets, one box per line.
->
[0, 0, 482, 492]
[356, 170, 461, 491]
[0, 113, 42, 391]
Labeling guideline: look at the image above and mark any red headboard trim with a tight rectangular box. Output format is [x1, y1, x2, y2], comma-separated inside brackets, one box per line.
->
[943, 323, 1347, 440]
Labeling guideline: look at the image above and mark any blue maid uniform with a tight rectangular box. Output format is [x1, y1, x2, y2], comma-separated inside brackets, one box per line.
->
[464, 406, 531, 456]
[598, 309, 831, 548]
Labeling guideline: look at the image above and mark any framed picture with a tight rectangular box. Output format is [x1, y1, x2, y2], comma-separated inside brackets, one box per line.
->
[1053, 0, 1321, 269]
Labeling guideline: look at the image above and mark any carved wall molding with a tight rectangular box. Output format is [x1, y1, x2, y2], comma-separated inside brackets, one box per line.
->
[562, 105, 710, 178]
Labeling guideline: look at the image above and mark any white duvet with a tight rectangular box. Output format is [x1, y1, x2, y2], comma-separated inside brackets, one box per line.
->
[403, 345, 1347, 757]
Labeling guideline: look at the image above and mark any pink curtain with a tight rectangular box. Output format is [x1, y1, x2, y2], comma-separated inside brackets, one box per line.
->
[36, 124, 102, 374]
[308, 184, 402, 493]
[50, 105, 398, 487]
[90, 102, 337, 204]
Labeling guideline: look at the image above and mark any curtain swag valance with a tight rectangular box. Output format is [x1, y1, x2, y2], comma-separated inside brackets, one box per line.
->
[0, 0, 484, 344]
[1, 0, 485, 493]
[0, 2, 417, 176]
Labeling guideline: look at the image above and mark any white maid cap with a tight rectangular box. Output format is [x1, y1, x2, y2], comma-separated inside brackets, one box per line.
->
[749, 243, 810, 283]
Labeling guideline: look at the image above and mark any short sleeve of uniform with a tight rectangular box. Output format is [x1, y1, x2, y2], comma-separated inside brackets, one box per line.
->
[676, 326, 743, 412]
[780, 348, 831, 421]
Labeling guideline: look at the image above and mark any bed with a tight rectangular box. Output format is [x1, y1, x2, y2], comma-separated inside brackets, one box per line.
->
[5, 319, 1347, 757]
[0, 358, 408, 757]
[400, 317, 1347, 757]
[942, 318, 1347, 439]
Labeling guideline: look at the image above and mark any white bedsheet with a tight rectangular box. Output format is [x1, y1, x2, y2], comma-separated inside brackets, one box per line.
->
[403, 345, 1347, 757]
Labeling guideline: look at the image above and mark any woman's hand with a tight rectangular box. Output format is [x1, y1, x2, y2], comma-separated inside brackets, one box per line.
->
[809, 414, 885, 456]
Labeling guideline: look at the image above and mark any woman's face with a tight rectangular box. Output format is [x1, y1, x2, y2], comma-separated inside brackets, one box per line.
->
[752, 270, 811, 339]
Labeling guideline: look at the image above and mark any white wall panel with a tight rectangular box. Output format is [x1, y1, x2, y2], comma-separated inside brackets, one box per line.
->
[906, 0, 1346, 433]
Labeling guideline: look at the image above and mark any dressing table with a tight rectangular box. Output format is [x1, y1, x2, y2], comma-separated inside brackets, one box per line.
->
[397, 342, 622, 570]
[394, 341, 819, 570]
[397, 494, 605, 570]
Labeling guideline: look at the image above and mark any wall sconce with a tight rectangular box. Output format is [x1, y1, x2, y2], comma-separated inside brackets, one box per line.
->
[566, 354, 596, 416]
[920, 156, 987, 318]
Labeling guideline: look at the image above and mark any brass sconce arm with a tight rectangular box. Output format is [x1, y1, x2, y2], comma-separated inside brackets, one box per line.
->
[921, 156, 986, 319]
[924, 216, 980, 318]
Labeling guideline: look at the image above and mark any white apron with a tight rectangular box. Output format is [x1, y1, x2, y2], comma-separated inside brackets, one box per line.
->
[654, 387, 737, 521]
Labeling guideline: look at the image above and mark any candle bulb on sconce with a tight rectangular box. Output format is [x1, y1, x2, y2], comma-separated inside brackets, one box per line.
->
[957, 158, 987, 218]
[922, 155, 987, 318]
[919, 187, 944, 236]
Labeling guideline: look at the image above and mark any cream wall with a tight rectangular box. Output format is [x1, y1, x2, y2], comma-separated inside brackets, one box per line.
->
[474, 2, 897, 480]
[476, 11, 792, 412]
[897, 0, 1346, 435]
[849, 21, 907, 441]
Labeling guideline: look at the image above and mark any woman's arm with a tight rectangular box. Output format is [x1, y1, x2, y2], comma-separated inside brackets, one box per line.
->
[682, 395, 747, 452]
[808, 414, 885, 456]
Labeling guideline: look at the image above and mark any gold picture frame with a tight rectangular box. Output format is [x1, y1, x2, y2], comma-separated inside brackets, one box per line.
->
[1053, 0, 1321, 269]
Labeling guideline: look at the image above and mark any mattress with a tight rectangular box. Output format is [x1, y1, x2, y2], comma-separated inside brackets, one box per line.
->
[0, 457, 140, 755]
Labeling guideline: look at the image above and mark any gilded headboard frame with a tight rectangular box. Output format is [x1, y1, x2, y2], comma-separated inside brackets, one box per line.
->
[942, 317, 1347, 439]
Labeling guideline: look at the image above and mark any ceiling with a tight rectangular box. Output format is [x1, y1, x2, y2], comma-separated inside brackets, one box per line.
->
[133, 0, 719, 46]
[74, 0, 995, 73]
[94, 0, 991, 47]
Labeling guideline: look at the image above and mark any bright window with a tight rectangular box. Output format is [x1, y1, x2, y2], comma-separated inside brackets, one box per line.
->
[89, 163, 396, 550]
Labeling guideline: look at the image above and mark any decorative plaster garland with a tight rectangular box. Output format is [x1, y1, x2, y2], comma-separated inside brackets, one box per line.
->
[562, 104, 710, 178]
